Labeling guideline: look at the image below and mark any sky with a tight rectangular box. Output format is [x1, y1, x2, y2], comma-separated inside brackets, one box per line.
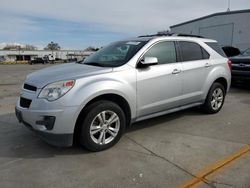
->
[0, 0, 250, 50]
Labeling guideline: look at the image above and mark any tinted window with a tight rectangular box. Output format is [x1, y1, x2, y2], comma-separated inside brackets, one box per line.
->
[206, 42, 226, 57]
[222, 46, 241, 57]
[202, 48, 210, 59]
[179, 41, 205, 61]
[143, 41, 176, 64]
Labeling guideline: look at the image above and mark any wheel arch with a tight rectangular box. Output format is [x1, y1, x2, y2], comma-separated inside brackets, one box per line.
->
[213, 77, 228, 92]
[205, 76, 228, 99]
[73, 93, 132, 142]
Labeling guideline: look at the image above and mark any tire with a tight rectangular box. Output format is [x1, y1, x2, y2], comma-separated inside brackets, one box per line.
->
[203, 82, 226, 114]
[79, 100, 126, 152]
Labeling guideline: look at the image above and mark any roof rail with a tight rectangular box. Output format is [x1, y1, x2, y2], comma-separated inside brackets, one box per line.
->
[174, 33, 204, 38]
[138, 33, 204, 38]
[138, 31, 173, 37]
[138, 33, 173, 38]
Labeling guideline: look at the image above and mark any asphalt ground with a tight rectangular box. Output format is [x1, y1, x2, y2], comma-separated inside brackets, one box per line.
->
[0, 64, 249, 188]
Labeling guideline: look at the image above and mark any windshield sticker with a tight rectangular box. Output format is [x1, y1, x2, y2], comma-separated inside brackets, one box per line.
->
[126, 42, 141, 45]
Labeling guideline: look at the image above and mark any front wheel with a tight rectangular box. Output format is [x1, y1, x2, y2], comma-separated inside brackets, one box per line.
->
[79, 100, 126, 152]
[202, 82, 226, 114]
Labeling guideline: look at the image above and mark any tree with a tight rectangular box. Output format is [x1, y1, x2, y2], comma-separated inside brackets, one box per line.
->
[3, 44, 21, 50]
[3, 45, 14, 50]
[44, 42, 61, 50]
[84, 46, 99, 51]
[24, 44, 37, 50]
[3, 44, 37, 50]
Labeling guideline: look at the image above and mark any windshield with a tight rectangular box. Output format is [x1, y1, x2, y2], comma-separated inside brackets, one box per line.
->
[82, 41, 147, 67]
[242, 48, 250, 56]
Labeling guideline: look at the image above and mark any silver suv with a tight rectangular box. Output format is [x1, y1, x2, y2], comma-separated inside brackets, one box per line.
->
[15, 34, 231, 151]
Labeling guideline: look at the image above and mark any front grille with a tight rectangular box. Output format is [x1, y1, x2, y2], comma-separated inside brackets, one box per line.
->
[23, 83, 37, 92]
[20, 97, 32, 108]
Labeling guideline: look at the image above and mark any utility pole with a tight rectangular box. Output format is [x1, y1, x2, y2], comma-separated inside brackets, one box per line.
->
[227, 0, 231, 12]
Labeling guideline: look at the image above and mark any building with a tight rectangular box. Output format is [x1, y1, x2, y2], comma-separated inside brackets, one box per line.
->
[0, 49, 94, 62]
[170, 9, 250, 50]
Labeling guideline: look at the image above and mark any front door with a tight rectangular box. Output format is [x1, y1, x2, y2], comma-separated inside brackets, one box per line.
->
[136, 41, 182, 117]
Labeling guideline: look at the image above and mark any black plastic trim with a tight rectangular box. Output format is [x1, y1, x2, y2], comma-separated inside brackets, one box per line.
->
[24, 83, 37, 92]
[20, 97, 32, 108]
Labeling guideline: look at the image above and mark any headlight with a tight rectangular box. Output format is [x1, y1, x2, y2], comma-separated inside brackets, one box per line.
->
[38, 80, 75, 101]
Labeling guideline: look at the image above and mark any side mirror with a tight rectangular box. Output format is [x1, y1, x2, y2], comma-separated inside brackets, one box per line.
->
[140, 57, 158, 66]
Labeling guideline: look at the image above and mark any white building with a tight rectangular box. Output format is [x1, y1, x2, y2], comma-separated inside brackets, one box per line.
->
[0, 49, 94, 62]
[170, 9, 250, 50]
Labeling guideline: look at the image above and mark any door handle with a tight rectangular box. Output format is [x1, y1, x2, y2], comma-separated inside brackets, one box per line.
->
[205, 63, 212, 67]
[172, 69, 181, 74]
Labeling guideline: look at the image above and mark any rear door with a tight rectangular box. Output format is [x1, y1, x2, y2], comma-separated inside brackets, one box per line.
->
[178, 41, 211, 105]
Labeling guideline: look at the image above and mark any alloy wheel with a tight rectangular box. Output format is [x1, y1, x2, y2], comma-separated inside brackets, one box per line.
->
[89, 110, 120, 145]
[211, 88, 224, 111]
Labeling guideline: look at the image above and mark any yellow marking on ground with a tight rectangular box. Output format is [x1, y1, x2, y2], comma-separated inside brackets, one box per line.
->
[179, 145, 250, 188]
[1, 61, 28, 65]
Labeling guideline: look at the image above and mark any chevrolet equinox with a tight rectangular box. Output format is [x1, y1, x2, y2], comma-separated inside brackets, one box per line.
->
[15, 34, 231, 151]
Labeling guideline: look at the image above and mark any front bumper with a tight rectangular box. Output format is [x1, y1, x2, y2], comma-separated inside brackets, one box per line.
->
[16, 109, 73, 147]
[15, 96, 80, 147]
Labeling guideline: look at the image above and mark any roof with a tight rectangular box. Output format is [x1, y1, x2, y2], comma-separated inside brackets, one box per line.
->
[150, 36, 217, 43]
[170, 9, 250, 28]
[133, 33, 216, 42]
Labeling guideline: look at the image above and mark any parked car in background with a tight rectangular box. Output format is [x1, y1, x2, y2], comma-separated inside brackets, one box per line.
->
[28, 57, 48, 65]
[48, 54, 55, 63]
[222, 46, 241, 57]
[230, 48, 250, 82]
[16, 34, 231, 151]
[0, 56, 5, 62]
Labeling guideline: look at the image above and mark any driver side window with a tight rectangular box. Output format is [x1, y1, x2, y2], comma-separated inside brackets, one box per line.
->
[143, 41, 177, 64]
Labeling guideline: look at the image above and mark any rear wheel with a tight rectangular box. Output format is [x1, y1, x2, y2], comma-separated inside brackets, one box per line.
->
[203, 82, 225, 114]
[79, 100, 126, 152]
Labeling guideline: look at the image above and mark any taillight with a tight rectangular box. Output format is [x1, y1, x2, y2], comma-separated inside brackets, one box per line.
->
[227, 59, 232, 71]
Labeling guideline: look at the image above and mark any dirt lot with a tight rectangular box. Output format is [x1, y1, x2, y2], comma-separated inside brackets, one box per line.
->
[0, 64, 249, 188]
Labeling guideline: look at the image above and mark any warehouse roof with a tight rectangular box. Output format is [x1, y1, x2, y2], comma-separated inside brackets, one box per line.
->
[170, 9, 250, 28]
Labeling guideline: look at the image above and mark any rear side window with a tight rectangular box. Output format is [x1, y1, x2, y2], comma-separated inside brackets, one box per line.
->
[179, 41, 209, 62]
[143, 41, 177, 64]
[202, 48, 210, 59]
[205, 42, 226, 57]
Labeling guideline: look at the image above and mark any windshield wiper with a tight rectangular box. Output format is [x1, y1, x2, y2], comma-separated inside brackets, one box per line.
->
[84, 62, 105, 67]
[76, 60, 84, 64]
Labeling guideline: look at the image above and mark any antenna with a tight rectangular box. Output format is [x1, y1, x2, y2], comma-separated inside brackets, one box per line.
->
[227, 0, 231, 12]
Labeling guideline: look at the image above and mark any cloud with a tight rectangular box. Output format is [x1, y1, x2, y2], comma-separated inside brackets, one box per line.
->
[1, 0, 250, 33]
[0, 13, 40, 40]
[0, 0, 250, 48]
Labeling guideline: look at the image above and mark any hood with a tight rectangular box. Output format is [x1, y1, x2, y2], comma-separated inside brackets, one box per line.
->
[25, 63, 113, 88]
[230, 55, 250, 64]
